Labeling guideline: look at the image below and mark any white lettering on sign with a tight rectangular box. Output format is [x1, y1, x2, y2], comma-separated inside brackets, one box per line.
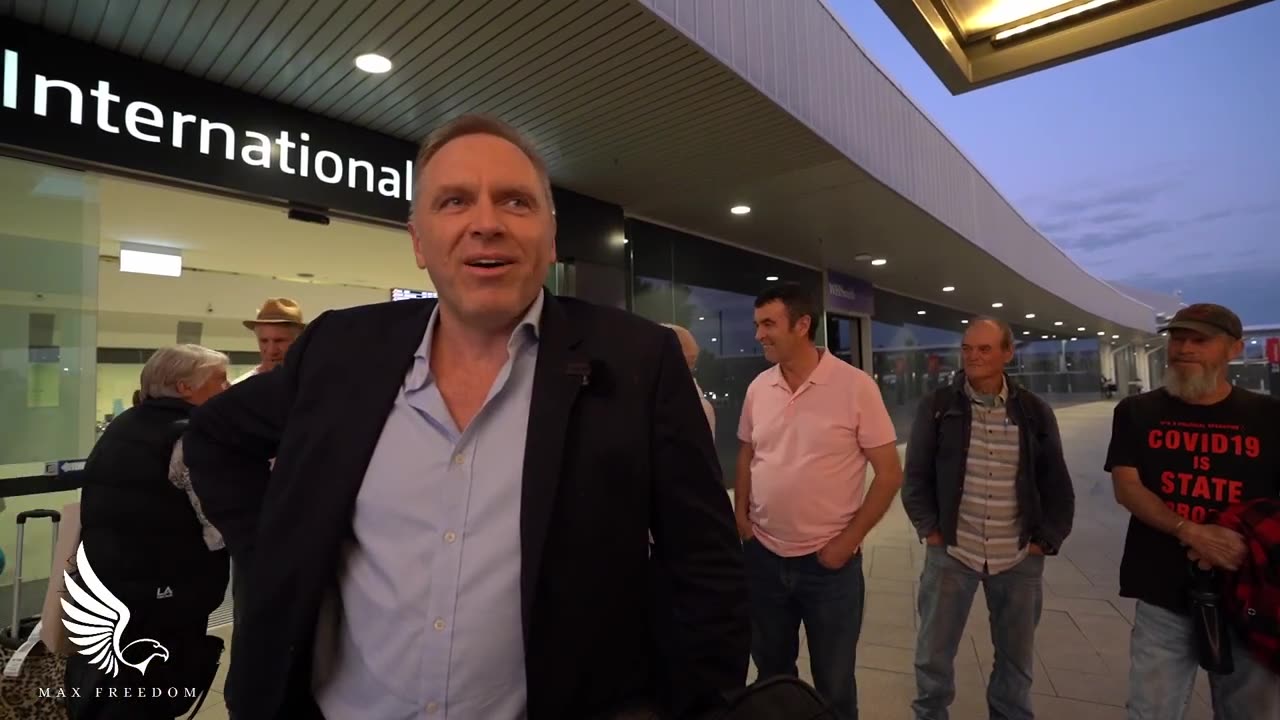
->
[2, 49, 412, 206]
[828, 282, 859, 301]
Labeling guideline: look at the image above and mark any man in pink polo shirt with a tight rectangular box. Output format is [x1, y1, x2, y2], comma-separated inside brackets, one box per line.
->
[735, 282, 903, 720]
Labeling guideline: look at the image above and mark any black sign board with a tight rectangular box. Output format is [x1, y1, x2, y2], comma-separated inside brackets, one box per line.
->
[0, 21, 417, 223]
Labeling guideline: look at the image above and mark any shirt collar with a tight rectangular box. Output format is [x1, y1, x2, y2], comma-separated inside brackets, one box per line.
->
[769, 347, 832, 388]
[406, 289, 545, 392]
[964, 374, 1008, 406]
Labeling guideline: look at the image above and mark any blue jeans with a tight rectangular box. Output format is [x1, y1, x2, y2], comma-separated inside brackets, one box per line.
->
[913, 545, 1045, 720]
[743, 538, 865, 720]
[1128, 600, 1280, 720]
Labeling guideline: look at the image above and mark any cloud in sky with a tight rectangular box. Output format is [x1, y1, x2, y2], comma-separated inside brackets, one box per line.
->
[828, 0, 1280, 323]
[1024, 179, 1279, 255]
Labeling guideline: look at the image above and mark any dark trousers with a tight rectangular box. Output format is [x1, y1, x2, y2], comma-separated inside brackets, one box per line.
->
[224, 556, 251, 716]
[743, 538, 865, 720]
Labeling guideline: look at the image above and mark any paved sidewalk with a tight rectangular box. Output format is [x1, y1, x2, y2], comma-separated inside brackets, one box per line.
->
[746, 400, 1217, 719]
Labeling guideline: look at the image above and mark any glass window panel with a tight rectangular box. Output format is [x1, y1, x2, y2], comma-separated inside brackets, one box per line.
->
[627, 219, 822, 486]
[0, 156, 100, 614]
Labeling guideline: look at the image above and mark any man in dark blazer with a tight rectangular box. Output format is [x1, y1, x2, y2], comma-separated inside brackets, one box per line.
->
[183, 114, 749, 720]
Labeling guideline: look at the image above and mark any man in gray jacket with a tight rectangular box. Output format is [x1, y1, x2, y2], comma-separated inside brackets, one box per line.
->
[901, 317, 1075, 720]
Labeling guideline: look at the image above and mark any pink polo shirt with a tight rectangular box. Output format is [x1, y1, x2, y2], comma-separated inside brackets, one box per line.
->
[737, 350, 896, 557]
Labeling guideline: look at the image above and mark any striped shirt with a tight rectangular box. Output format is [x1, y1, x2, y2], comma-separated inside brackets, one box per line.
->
[947, 377, 1026, 574]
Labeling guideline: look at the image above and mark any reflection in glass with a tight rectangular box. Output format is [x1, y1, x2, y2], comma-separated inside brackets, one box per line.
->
[1229, 330, 1278, 395]
[634, 276, 772, 481]
[627, 219, 823, 486]
[871, 316, 1106, 442]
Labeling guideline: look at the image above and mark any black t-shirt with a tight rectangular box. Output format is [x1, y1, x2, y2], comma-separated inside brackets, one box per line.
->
[1104, 386, 1280, 613]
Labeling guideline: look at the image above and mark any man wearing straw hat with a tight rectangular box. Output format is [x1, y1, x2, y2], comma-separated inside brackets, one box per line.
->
[225, 297, 304, 717]
[233, 298, 306, 384]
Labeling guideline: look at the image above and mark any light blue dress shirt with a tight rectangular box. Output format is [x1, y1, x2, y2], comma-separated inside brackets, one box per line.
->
[312, 292, 543, 719]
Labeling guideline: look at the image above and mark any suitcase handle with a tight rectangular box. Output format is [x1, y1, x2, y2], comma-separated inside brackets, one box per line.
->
[10, 510, 60, 639]
[16, 510, 61, 525]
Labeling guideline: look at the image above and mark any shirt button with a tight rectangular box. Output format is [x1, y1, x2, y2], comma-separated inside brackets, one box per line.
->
[427, 702, 439, 714]
[434, 618, 446, 631]
[444, 531, 457, 543]
[453, 453, 465, 465]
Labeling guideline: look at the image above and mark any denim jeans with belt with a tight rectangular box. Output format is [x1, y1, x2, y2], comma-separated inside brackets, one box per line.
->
[912, 545, 1045, 720]
[1128, 600, 1280, 720]
[743, 538, 865, 720]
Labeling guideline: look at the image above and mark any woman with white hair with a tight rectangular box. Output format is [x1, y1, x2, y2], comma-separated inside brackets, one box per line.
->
[65, 344, 232, 719]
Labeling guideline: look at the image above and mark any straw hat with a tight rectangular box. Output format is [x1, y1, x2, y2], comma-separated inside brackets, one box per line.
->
[243, 298, 305, 330]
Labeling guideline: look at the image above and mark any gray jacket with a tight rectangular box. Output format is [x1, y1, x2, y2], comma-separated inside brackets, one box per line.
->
[901, 374, 1075, 554]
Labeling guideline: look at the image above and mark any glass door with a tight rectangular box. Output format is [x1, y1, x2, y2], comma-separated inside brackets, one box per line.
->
[826, 314, 863, 368]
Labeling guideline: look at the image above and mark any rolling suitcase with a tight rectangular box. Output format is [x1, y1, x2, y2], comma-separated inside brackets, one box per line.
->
[0, 509, 68, 720]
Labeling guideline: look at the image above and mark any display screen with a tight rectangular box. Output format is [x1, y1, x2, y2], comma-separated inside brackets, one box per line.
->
[390, 288, 438, 301]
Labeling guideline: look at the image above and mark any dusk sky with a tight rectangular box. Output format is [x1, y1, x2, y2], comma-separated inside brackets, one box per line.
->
[828, 1, 1280, 325]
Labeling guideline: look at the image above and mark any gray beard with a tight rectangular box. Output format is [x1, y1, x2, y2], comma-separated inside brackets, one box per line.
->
[1163, 364, 1222, 402]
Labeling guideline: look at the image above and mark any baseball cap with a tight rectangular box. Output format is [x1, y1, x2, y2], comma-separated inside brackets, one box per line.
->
[1160, 303, 1242, 340]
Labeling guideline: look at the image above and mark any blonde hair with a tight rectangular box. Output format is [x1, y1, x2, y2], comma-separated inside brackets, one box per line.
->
[410, 114, 554, 217]
[139, 344, 228, 401]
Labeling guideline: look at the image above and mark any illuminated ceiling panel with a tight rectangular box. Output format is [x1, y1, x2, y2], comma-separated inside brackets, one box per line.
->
[940, 0, 1080, 38]
[876, 0, 1273, 94]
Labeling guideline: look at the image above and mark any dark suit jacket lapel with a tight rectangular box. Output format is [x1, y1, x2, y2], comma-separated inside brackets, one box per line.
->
[333, 300, 435, 511]
[520, 293, 587, 644]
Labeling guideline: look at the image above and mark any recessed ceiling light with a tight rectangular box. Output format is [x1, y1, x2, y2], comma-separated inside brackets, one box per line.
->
[354, 53, 393, 74]
[1077, 327, 1086, 332]
[991, 302, 1004, 308]
[1098, 331, 1106, 336]
[942, 286, 955, 292]
[730, 205, 751, 215]
[698, 316, 705, 321]
[962, 320, 969, 324]
[1022, 331, 1030, 335]
[1041, 335, 1049, 339]
[1025, 313, 1036, 319]
[871, 258, 887, 266]
[1071, 337, 1078, 341]
[1251, 339, 1259, 345]
[917, 310, 927, 315]
[1112, 334, 1120, 339]
[766, 275, 779, 281]
[1054, 321, 1063, 326]
[711, 337, 718, 342]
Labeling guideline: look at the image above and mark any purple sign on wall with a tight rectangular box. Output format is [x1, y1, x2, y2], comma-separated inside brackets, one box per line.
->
[825, 270, 875, 316]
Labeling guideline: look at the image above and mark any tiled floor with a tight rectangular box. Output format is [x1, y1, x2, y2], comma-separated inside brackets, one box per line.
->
[196, 400, 1218, 719]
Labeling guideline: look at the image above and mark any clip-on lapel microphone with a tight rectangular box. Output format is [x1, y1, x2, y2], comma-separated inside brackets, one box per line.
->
[565, 361, 592, 387]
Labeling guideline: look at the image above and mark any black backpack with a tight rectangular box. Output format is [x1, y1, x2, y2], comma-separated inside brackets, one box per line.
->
[698, 676, 836, 720]
[599, 676, 835, 720]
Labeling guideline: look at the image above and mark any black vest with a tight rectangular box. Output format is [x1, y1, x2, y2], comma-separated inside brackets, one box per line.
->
[80, 397, 227, 617]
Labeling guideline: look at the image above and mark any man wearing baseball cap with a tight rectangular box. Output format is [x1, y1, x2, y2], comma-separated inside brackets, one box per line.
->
[234, 298, 305, 385]
[1104, 303, 1280, 719]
